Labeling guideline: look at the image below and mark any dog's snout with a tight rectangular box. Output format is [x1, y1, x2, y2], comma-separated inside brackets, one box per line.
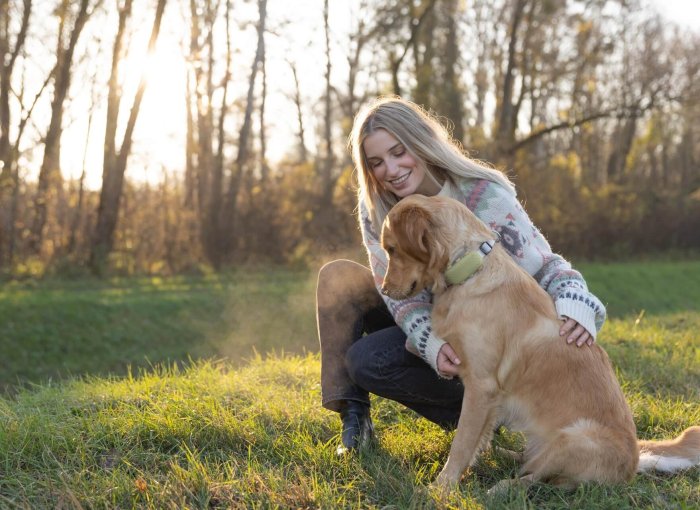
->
[380, 285, 389, 296]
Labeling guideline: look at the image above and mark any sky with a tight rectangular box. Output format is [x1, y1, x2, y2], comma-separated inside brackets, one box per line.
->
[649, 0, 700, 30]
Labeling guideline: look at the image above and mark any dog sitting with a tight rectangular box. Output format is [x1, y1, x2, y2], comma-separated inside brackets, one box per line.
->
[379, 194, 700, 490]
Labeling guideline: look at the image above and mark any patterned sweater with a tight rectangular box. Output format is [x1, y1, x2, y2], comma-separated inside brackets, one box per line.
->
[359, 177, 607, 373]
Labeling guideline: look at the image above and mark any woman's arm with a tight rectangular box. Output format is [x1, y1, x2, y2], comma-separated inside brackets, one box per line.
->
[478, 183, 606, 341]
[359, 201, 447, 372]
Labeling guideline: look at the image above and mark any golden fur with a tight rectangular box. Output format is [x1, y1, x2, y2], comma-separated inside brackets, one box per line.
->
[380, 194, 700, 490]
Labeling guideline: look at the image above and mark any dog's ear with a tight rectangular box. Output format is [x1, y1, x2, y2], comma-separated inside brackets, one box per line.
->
[394, 204, 449, 272]
[393, 204, 433, 260]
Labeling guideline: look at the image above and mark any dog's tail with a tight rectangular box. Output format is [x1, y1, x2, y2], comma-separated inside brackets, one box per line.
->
[637, 426, 700, 473]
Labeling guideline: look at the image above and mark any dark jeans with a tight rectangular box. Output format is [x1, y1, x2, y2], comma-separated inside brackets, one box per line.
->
[317, 260, 463, 430]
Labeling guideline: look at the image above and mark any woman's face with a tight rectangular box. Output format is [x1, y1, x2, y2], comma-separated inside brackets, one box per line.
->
[363, 129, 430, 198]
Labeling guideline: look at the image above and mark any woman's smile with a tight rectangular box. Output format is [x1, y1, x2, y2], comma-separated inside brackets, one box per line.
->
[388, 170, 412, 186]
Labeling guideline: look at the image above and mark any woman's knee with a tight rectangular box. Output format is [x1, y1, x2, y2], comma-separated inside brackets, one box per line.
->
[317, 259, 368, 290]
[316, 259, 379, 309]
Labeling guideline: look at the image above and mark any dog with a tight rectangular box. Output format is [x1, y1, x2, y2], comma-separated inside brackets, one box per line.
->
[379, 194, 700, 491]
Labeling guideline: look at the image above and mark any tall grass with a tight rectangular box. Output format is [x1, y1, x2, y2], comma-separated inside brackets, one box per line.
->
[0, 261, 698, 508]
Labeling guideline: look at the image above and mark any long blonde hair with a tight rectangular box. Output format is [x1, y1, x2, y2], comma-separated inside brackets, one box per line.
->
[349, 96, 515, 229]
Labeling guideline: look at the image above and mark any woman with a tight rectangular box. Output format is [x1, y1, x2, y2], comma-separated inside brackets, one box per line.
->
[316, 97, 606, 454]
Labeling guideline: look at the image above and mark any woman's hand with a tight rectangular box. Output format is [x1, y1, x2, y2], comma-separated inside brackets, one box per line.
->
[437, 343, 461, 379]
[560, 317, 594, 347]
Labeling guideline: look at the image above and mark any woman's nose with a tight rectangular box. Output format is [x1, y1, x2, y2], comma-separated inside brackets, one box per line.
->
[386, 158, 399, 176]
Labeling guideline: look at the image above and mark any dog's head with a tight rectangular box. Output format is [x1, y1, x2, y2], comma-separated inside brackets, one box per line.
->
[380, 194, 490, 299]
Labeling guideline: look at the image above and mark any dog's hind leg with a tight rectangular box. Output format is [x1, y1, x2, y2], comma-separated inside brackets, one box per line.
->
[434, 377, 499, 488]
[521, 421, 637, 487]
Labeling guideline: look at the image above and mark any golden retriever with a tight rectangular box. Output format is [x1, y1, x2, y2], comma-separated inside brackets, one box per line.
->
[380, 194, 700, 490]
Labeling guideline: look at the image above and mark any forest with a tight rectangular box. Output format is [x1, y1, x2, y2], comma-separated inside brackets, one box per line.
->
[1, 0, 699, 277]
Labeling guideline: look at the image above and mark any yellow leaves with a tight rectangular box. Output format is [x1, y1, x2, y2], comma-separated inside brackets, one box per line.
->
[550, 151, 581, 171]
[578, 20, 594, 36]
[134, 476, 148, 493]
[586, 79, 597, 94]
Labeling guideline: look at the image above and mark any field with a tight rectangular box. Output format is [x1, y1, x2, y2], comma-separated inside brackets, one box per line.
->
[0, 260, 699, 508]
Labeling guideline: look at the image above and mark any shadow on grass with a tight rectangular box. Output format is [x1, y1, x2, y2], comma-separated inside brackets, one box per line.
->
[0, 270, 317, 394]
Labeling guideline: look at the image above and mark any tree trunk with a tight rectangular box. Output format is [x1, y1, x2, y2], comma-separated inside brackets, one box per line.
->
[67, 70, 98, 256]
[606, 115, 637, 183]
[0, 0, 31, 182]
[0, 0, 32, 267]
[288, 60, 307, 163]
[205, 0, 232, 268]
[439, 0, 464, 143]
[389, 0, 438, 97]
[320, 0, 334, 205]
[221, 0, 266, 262]
[29, 0, 91, 254]
[259, 38, 268, 183]
[412, 0, 434, 107]
[494, 0, 527, 154]
[90, 0, 168, 273]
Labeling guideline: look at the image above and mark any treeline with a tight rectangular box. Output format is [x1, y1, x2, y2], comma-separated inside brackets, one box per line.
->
[0, 0, 699, 277]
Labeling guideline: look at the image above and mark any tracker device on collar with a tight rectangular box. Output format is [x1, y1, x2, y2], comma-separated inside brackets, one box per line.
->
[444, 236, 499, 286]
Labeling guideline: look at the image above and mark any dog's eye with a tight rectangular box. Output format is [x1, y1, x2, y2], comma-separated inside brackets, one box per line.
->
[387, 246, 395, 255]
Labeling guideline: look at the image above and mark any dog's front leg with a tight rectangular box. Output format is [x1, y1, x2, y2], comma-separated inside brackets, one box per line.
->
[434, 377, 498, 489]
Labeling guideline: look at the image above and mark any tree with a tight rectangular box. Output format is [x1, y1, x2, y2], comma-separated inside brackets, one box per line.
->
[29, 0, 94, 254]
[219, 0, 267, 263]
[0, 0, 32, 267]
[0, 0, 31, 180]
[90, 0, 168, 273]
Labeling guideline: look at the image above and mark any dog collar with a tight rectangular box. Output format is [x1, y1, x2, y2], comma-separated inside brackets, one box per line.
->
[444, 238, 498, 286]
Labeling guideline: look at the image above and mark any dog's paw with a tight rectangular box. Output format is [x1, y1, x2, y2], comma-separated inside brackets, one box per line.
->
[428, 481, 452, 501]
[487, 478, 517, 497]
[487, 475, 534, 497]
[430, 472, 459, 496]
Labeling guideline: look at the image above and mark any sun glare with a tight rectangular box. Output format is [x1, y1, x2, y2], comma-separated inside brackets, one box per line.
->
[137, 42, 188, 172]
[117, 31, 188, 184]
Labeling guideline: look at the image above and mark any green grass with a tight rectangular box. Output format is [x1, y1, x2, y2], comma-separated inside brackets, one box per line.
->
[580, 259, 700, 318]
[0, 261, 699, 508]
[0, 269, 318, 392]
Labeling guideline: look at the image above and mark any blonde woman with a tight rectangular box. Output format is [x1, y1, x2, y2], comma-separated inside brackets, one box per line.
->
[317, 97, 605, 454]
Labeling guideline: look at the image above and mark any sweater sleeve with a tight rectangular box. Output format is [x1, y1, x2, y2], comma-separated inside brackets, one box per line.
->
[359, 201, 446, 372]
[479, 184, 606, 338]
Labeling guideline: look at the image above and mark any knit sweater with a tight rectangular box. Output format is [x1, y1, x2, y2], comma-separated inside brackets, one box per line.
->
[359, 177, 607, 373]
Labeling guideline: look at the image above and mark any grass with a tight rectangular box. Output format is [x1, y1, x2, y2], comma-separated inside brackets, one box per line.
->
[0, 260, 699, 508]
[0, 268, 318, 392]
